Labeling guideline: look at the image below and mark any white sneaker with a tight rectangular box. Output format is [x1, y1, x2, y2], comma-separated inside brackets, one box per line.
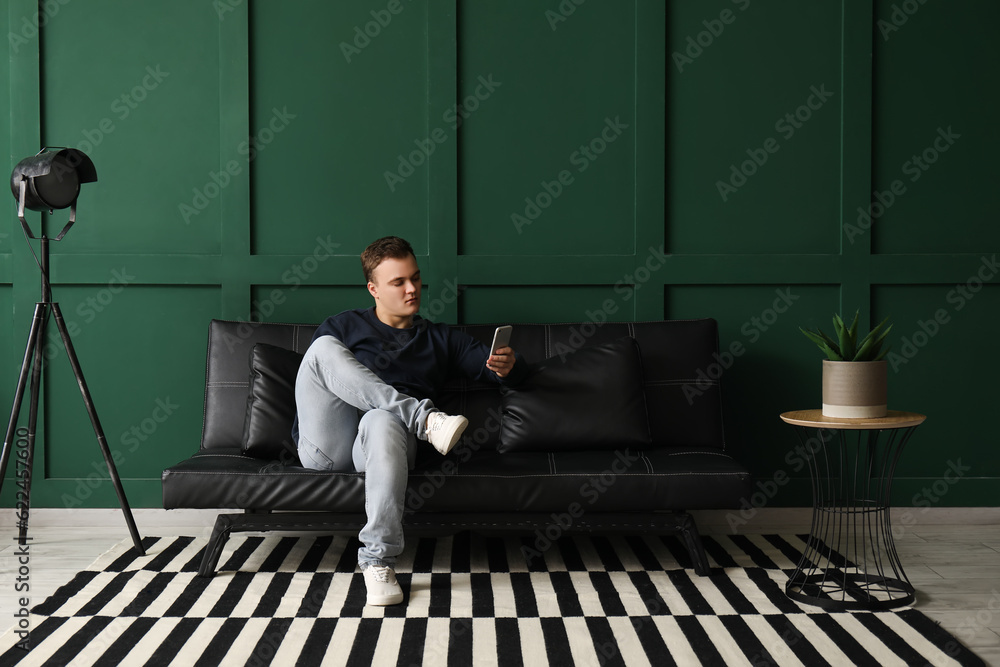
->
[425, 412, 469, 455]
[363, 565, 404, 606]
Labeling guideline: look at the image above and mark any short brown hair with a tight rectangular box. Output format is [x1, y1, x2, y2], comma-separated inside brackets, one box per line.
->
[361, 236, 415, 284]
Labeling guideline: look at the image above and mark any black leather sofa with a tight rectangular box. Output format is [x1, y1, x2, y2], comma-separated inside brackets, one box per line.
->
[162, 318, 751, 577]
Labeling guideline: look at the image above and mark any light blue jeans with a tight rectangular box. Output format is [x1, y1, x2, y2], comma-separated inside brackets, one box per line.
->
[295, 335, 438, 570]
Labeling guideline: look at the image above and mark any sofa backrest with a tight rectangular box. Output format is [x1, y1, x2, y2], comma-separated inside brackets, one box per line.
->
[199, 318, 726, 453]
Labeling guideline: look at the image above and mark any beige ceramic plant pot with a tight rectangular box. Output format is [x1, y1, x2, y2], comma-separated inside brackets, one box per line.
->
[822, 360, 888, 418]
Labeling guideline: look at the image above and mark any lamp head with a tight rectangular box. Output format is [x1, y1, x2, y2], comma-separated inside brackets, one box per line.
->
[10, 148, 97, 212]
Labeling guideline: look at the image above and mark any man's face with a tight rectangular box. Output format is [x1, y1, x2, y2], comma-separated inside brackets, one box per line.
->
[368, 254, 422, 321]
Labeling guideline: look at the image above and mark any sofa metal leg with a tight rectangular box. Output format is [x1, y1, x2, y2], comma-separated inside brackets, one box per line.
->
[677, 512, 712, 576]
[198, 514, 234, 578]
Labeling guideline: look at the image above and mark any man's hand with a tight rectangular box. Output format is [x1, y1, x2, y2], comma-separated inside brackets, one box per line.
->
[487, 347, 516, 378]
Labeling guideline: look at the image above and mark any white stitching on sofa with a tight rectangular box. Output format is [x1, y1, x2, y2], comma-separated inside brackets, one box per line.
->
[193, 454, 260, 459]
[645, 379, 717, 386]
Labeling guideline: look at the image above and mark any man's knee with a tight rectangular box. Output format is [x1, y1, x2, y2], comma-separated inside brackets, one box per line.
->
[298, 336, 359, 391]
[303, 335, 346, 365]
[359, 409, 406, 439]
[299, 337, 334, 384]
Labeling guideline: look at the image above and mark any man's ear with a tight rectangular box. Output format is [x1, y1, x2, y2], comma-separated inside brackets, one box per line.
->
[367, 281, 378, 300]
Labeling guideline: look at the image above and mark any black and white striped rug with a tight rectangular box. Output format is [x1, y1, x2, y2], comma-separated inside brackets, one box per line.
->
[0, 532, 983, 666]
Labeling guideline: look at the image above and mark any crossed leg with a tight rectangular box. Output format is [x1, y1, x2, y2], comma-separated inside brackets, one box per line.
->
[294, 335, 437, 568]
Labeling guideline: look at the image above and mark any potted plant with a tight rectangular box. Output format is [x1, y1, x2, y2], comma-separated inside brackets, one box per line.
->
[800, 312, 892, 418]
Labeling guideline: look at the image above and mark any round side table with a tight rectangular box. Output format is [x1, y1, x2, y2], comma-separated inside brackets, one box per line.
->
[779, 409, 926, 611]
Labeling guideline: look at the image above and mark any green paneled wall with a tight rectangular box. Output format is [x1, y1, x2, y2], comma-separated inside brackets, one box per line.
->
[41, 0, 223, 255]
[668, 0, 842, 255]
[249, 0, 435, 256]
[41, 286, 219, 486]
[458, 0, 641, 256]
[2, 1, 998, 510]
[871, 1, 999, 255]
[462, 286, 638, 325]
[871, 283, 1000, 504]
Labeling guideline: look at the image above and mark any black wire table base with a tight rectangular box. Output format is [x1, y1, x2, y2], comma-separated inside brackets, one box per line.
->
[787, 571, 914, 611]
[785, 423, 920, 611]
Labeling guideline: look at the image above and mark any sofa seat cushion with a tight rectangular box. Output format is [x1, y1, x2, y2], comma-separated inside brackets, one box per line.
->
[162, 446, 750, 513]
[417, 447, 751, 513]
[162, 448, 366, 511]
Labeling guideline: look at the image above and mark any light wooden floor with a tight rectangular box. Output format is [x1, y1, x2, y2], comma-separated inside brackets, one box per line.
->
[1, 508, 998, 665]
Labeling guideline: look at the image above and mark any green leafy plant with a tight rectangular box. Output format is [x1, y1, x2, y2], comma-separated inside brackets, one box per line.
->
[800, 311, 892, 361]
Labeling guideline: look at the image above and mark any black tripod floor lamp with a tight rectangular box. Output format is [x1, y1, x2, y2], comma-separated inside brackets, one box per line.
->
[0, 148, 144, 555]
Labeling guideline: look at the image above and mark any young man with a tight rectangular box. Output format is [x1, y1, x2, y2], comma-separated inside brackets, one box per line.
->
[293, 236, 524, 605]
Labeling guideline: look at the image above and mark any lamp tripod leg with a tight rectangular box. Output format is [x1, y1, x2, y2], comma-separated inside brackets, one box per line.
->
[18, 307, 47, 547]
[0, 304, 48, 546]
[50, 303, 145, 556]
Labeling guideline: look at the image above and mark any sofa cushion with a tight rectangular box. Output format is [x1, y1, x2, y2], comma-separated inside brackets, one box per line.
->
[162, 445, 751, 512]
[242, 343, 303, 460]
[498, 336, 652, 453]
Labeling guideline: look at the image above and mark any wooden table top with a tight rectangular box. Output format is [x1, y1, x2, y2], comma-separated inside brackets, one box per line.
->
[780, 409, 926, 430]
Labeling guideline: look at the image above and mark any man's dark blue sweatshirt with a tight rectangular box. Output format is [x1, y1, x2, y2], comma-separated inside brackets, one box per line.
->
[313, 307, 525, 399]
[292, 308, 526, 443]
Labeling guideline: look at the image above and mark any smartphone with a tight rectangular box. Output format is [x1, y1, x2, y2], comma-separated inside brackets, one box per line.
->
[490, 325, 513, 355]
